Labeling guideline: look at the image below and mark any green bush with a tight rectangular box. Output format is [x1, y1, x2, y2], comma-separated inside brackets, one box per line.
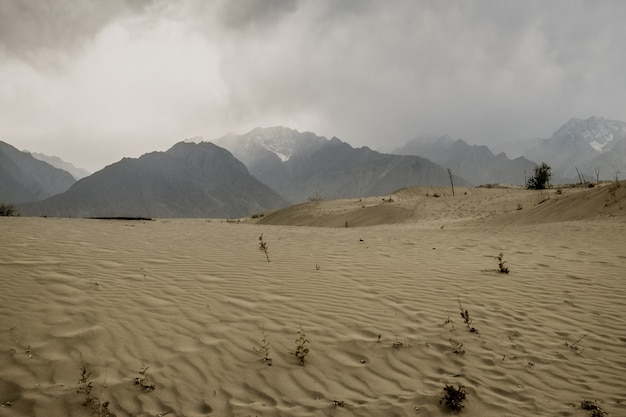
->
[527, 162, 552, 190]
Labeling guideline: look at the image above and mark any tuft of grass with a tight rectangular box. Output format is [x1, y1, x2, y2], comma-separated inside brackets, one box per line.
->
[440, 384, 467, 412]
[291, 325, 310, 365]
[253, 331, 272, 366]
[458, 296, 476, 333]
[449, 339, 465, 354]
[134, 362, 156, 392]
[77, 364, 115, 417]
[258, 233, 270, 262]
[391, 339, 404, 349]
[581, 400, 607, 417]
[496, 253, 509, 273]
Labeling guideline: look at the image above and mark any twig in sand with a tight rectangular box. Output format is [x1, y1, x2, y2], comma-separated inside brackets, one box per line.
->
[457, 295, 477, 333]
[258, 233, 270, 262]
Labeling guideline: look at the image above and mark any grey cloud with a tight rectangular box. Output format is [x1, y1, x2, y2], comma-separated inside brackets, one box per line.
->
[0, 0, 155, 65]
[216, 0, 299, 31]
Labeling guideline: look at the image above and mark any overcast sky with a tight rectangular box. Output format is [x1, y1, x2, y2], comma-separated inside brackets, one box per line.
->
[2, 0, 626, 172]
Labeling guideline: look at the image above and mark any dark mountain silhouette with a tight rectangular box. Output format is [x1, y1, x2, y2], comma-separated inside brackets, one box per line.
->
[17, 141, 288, 218]
[0, 141, 76, 204]
[214, 127, 470, 203]
[392, 135, 541, 186]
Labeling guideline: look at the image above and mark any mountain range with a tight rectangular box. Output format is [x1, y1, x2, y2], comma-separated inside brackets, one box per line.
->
[214, 127, 469, 203]
[392, 135, 541, 186]
[4, 116, 626, 218]
[495, 116, 626, 182]
[0, 141, 76, 204]
[17, 142, 287, 218]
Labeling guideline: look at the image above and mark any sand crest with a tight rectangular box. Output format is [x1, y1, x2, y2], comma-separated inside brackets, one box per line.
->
[1, 184, 625, 416]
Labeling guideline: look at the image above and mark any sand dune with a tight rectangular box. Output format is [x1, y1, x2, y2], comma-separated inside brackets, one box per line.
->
[1, 183, 625, 416]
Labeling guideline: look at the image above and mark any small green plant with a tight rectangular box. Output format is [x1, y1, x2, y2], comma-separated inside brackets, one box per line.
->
[258, 233, 270, 262]
[77, 364, 115, 417]
[496, 252, 509, 273]
[440, 384, 467, 412]
[458, 296, 476, 333]
[581, 400, 607, 417]
[291, 325, 310, 365]
[253, 331, 272, 366]
[134, 362, 156, 392]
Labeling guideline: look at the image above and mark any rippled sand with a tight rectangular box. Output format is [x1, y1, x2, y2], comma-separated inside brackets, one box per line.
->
[1, 184, 625, 416]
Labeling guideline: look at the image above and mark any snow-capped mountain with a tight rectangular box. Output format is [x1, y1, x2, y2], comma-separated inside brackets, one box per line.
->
[496, 116, 626, 182]
[214, 127, 470, 203]
[214, 126, 327, 165]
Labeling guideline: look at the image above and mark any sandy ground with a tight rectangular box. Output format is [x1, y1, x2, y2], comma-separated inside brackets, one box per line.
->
[1, 183, 625, 417]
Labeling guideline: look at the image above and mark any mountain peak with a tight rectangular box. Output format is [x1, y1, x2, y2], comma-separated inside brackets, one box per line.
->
[553, 116, 626, 152]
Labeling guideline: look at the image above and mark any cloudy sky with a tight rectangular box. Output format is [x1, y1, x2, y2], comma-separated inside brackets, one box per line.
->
[2, 0, 626, 172]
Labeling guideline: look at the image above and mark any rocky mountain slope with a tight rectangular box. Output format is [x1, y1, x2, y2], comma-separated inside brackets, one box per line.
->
[30, 152, 91, 180]
[18, 141, 288, 218]
[214, 127, 470, 203]
[0, 141, 76, 204]
[392, 135, 540, 186]
[496, 116, 626, 182]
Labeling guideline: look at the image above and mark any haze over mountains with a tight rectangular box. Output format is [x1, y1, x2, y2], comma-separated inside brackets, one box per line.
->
[495, 116, 626, 182]
[392, 135, 540, 186]
[214, 127, 470, 203]
[3, 116, 626, 218]
[0, 141, 76, 204]
[30, 152, 91, 180]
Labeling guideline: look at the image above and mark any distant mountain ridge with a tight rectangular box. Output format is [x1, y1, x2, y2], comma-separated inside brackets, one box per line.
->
[0, 141, 76, 204]
[392, 135, 540, 186]
[214, 127, 470, 203]
[496, 116, 626, 181]
[30, 152, 91, 180]
[18, 141, 288, 218]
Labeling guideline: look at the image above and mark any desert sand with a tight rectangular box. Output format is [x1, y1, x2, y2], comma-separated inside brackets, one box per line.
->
[1, 183, 625, 417]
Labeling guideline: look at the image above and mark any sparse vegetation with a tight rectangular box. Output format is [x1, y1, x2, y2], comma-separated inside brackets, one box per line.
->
[458, 296, 476, 332]
[392, 339, 404, 349]
[253, 331, 272, 366]
[440, 384, 467, 412]
[449, 339, 465, 354]
[258, 233, 270, 262]
[526, 162, 552, 190]
[77, 364, 115, 417]
[496, 252, 509, 273]
[581, 400, 607, 417]
[0, 204, 19, 216]
[444, 313, 456, 331]
[291, 325, 310, 365]
[134, 362, 156, 392]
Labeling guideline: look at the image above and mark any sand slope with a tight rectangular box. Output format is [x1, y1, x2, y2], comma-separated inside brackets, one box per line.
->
[1, 184, 625, 416]
[257, 182, 626, 228]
